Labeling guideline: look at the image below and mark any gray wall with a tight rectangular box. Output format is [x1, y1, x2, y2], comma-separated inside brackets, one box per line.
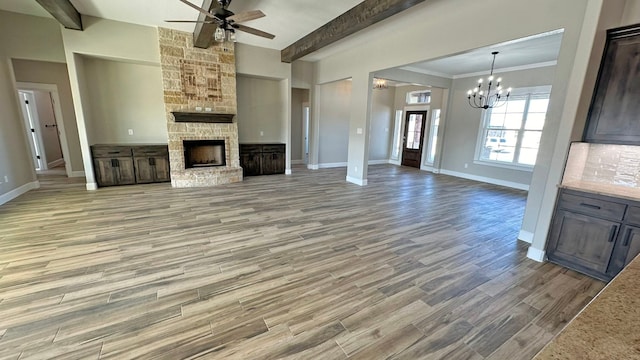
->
[440, 65, 557, 187]
[12, 59, 83, 173]
[237, 75, 287, 144]
[369, 87, 395, 161]
[291, 88, 309, 162]
[318, 80, 351, 165]
[81, 57, 166, 145]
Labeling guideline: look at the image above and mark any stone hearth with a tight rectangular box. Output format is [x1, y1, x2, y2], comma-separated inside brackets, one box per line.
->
[158, 28, 242, 188]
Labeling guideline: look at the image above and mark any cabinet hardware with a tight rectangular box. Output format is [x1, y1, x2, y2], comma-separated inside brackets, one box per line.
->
[580, 203, 601, 210]
[623, 228, 633, 246]
[608, 226, 618, 243]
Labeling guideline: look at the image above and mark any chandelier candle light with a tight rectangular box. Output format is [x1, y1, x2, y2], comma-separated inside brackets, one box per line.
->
[467, 51, 512, 109]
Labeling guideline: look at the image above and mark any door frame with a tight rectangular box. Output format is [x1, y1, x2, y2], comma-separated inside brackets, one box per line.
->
[399, 105, 430, 168]
[16, 82, 73, 177]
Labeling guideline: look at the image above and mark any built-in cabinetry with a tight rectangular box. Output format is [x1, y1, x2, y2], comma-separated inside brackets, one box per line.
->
[239, 144, 285, 176]
[584, 24, 640, 144]
[91, 144, 170, 187]
[547, 188, 640, 281]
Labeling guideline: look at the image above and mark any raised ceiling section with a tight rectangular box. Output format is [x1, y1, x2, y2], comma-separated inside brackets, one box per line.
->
[280, 0, 426, 63]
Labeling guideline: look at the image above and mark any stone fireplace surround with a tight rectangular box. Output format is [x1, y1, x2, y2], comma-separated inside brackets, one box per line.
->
[159, 27, 242, 188]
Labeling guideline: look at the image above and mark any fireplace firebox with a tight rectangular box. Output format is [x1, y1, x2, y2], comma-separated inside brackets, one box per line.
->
[183, 140, 226, 169]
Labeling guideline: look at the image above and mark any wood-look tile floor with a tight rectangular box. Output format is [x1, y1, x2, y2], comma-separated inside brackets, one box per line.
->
[0, 165, 604, 359]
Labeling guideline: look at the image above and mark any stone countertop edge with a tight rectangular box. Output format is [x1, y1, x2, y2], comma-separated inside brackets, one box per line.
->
[532, 254, 640, 359]
[559, 181, 640, 202]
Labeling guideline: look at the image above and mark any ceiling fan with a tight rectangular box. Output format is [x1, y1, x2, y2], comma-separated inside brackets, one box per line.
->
[166, 0, 275, 41]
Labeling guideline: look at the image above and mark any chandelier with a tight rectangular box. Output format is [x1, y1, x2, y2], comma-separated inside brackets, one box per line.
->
[373, 78, 388, 90]
[467, 51, 511, 109]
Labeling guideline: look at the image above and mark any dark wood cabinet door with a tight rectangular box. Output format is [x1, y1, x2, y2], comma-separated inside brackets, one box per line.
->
[134, 157, 154, 183]
[608, 225, 640, 277]
[152, 156, 171, 182]
[93, 158, 117, 187]
[547, 210, 619, 280]
[115, 157, 136, 185]
[584, 25, 640, 144]
[262, 152, 285, 175]
[240, 153, 261, 176]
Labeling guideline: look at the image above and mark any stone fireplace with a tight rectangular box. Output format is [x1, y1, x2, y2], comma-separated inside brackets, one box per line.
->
[158, 28, 242, 188]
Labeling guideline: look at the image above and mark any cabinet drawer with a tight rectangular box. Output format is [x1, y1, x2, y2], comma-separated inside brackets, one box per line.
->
[239, 144, 262, 154]
[626, 206, 640, 226]
[132, 145, 168, 157]
[262, 144, 285, 153]
[558, 192, 626, 221]
[91, 146, 132, 158]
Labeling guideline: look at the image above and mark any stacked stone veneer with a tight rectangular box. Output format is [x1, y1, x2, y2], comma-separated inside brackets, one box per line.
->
[158, 27, 242, 188]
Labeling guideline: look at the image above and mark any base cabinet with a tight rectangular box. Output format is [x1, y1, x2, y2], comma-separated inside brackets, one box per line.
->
[92, 145, 170, 187]
[547, 189, 640, 281]
[239, 144, 285, 176]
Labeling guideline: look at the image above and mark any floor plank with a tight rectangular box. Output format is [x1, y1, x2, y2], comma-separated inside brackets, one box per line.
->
[0, 165, 605, 359]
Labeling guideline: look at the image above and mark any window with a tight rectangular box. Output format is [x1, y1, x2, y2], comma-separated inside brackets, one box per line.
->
[476, 87, 551, 168]
[406, 90, 431, 104]
[426, 109, 441, 165]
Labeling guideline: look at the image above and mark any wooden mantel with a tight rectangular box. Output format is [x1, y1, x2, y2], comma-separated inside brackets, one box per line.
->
[171, 112, 235, 123]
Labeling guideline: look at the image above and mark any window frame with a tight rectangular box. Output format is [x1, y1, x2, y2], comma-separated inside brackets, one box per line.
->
[473, 85, 552, 171]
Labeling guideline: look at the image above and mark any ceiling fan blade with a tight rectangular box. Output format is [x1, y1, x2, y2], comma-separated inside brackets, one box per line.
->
[227, 10, 265, 23]
[178, 0, 219, 18]
[235, 24, 275, 39]
[165, 20, 216, 23]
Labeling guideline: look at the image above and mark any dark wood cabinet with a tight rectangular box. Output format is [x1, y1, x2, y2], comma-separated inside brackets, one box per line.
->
[239, 144, 285, 176]
[91, 144, 170, 187]
[547, 189, 640, 281]
[584, 24, 640, 144]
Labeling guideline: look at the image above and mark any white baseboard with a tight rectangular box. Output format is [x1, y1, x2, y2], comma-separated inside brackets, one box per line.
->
[518, 230, 534, 243]
[285, 169, 292, 175]
[527, 246, 546, 262]
[319, 162, 347, 169]
[291, 160, 304, 165]
[86, 182, 98, 191]
[439, 169, 529, 191]
[48, 158, 65, 168]
[0, 181, 40, 206]
[308, 164, 319, 170]
[368, 159, 390, 165]
[346, 176, 368, 186]
[70, 171, 85, 178]
[389, 159, 401, 166]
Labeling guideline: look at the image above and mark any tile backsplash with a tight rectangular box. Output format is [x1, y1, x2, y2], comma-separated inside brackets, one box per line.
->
[564, 142, 640, 188]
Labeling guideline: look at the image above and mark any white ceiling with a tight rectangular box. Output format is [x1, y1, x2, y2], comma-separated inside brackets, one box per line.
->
[0, 0, 363, 50]
[0, 0, 564, 73]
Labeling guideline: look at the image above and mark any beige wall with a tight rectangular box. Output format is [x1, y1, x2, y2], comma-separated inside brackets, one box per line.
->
[82, 57, 166, 144]
[291, 88, 309, 161]
[237, 75, 287, 144]
[12, 59, 83, 172]
[0, 10, 67, 199]
[318, 80, 351, 165]
[369, 87, 395, 161]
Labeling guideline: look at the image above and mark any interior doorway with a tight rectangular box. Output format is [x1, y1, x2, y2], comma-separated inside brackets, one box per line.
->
[303, 103, 310, 164]
[401, 110, 427, 168]
[16, 83, 71, 177]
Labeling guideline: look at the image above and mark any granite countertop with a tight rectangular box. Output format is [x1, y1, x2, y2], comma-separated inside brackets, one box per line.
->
[533, 255, 640, 359]
[560, 180, 640, 202]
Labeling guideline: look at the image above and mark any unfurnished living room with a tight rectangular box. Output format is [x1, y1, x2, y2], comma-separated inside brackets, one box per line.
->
[1, 0, 640, 359]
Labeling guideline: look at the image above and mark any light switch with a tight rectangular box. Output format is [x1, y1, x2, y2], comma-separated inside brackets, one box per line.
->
[356, 128, 363, 134]
[128, 129, 134, 136]
[260, 131, 264, 136]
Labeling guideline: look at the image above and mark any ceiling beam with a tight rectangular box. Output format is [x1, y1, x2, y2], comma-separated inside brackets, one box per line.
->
[281, 0, 426, 63]
[35, 0, 83, 30]
[193, 0, 218, 49]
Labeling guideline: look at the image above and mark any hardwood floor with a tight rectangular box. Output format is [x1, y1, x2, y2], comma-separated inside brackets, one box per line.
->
[0, 165, 604, 359]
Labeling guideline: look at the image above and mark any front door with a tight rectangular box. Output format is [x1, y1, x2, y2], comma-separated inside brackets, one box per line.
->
[401, 111, 427, 168]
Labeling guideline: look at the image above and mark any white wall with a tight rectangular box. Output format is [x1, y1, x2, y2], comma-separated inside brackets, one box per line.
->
[33, 90, 63, 165]
[318, 80, 351, 165]
[81, 57, 166, 144]
[0, 10, 67, 201]
[369, 87, 395, 161]
[237, 75, 287, 144]
[291, 88, 309, 161]
[12, 59, 83, 173]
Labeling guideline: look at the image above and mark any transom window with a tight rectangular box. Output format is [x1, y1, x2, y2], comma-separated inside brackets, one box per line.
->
[406, 90, 431, 104]
[476, 86, 551, 168]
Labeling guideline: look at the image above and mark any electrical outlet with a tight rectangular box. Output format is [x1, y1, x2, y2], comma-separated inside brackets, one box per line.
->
[4, 175, 8, 183]
[464, 163, 468, 168]
[205, 107, 212, 112]
[355, 166, 358, 172]
[128, 129, 134, 136]
[260, 131, 264, 136]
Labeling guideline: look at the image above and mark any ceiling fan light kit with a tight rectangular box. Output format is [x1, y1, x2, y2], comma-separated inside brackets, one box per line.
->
[167, 0, 274, 44]
[467, 51, 512, 110]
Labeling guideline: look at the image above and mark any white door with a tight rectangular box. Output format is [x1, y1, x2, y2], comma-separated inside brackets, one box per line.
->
[18, 91, 46, 170]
